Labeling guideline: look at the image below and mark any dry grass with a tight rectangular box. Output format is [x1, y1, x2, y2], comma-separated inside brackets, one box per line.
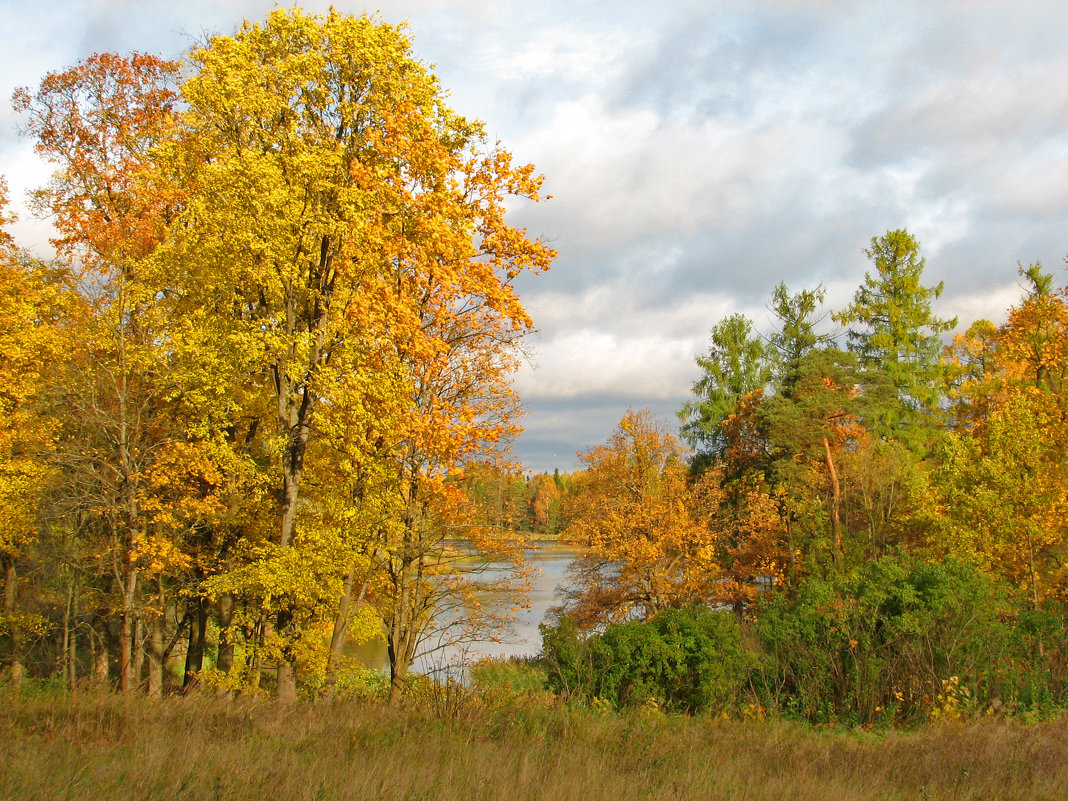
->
[1, 691, 1066, 801]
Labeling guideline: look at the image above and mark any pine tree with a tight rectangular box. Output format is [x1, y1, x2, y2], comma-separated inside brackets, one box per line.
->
[833, 229, 956, 444]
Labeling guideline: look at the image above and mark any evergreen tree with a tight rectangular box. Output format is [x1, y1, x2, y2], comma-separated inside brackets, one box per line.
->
[767, 282, 831, 394]
[679, 314, 771, 461]
[833, 229, 956, 442]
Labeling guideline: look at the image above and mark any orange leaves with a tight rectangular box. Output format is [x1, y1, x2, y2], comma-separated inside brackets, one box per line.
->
[0, 179, 14, 249]
[930, 270, 1068, 607]
[14, 52, 180, 267]
[721, 389, 768, 470]
[563, 410, 722, 624]
[139, 441, 235, 541]
[9, 9, 553, 693]
[998, 284, 1068, 395]
[942, 272, 1068, 429]
[169, 7, 551, 499]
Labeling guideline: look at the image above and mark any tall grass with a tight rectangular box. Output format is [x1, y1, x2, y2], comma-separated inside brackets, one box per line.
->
[2, 688, 1067, 800]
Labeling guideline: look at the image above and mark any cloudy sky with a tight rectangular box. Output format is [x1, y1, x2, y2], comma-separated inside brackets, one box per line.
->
[2, 0, 1066, 472]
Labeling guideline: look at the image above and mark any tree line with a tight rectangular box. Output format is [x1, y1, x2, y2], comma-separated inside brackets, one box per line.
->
[0, 8, 554, 704]
[3, 7, 1065, 722]
[544, 231, 1068, 721]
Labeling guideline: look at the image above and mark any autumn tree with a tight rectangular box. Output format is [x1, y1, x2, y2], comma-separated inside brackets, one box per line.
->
[15, 53, 184, 692]
[526, 472, 565, 534]
[559, 410, 720, 627]
[931, 266, 1068, 608]
[376, 197, 551, 701]
[156, 9, 552, 701]
[761, 348, 870, 570]
[941, 318, 1000, 430]
[933, 389, 1068, 609]
[700, 469, 787, 616]
[840, 437, 923, 559]
[681, 281, 890, 581]
[999, 263, 1068, 398]
[0, 180, 83, 684]
[462, 464, 530, 532]
[14, 10, 551, 700]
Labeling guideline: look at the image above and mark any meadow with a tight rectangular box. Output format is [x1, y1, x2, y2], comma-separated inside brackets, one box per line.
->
[3, 687, 1067, 801]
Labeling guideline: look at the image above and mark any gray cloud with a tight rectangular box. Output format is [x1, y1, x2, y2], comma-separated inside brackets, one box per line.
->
[3, 0, 1066, 471]
[516, 394, 688, 474]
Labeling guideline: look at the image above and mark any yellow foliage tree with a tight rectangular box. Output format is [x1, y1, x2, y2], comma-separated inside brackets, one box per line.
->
[13, 9, 551, 698]
[0, 180, 82, 683]
[157, 9, 552, 700]
[932, 268, 1068, 607]
[561, 410, 720, 627]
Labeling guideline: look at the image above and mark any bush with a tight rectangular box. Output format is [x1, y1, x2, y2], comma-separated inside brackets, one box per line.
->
[469, 657, 550, 703]
[329, 665, 390, 703]
[1004, 605, 1068, 715]
[539, 606, 749, 713]
[752, 552, 1019, 723]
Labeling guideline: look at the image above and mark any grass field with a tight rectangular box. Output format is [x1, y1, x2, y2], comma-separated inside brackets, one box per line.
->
[2, 689, 1067, 801]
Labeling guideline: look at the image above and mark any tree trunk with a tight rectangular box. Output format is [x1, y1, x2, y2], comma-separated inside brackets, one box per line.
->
[62, 579, 74, 691]
[119, 612, 133, 693]
[183, 597, 208, 690]
[277, 661, 298, 704]
[214, 592, 235, 698]
[148, 614, 164, 698]
[216, 592, 235, 674]
[116, 341, 142, 694]
[387, 561, 412, 707]
[131, 617, 145, 691]
[91, 615, 110, 688]
[147, 583, 165, 698]
[388, 662, 408, 706]
[386, 563, 423, 707]
[249, 618, 264, 691]
[271, 294, 331, 702]
[785, 516, 797, 590]
[68, 609, 78, 691]
[119, 565, 138, 693]
[275, 609, 298, 703]
[4, 555, 25, 685]
[823, 436, 843, 567]
[324, 566, 357, 697]
[275, 375, 311, 703]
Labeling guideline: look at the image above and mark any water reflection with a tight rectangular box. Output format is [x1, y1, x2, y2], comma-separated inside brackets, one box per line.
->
[347, 541, 576, 675]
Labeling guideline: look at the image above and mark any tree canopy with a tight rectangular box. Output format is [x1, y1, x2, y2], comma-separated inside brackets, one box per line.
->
[4, 8, 553, 702]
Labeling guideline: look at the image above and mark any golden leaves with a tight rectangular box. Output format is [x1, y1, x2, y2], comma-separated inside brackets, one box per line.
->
[563, 410, 723, 623]
[11, 8, 553, 691]
[931, 279, 1068, 607]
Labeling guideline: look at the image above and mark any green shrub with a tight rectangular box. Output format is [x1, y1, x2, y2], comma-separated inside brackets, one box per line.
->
[330, 665, 390, 702]
[1003, 605, 1068, 716]
[752, 552, 1018, 723]
[539, 606, 749, 713]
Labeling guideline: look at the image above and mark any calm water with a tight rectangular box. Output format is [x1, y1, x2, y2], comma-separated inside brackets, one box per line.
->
[349, 542, 577, 675]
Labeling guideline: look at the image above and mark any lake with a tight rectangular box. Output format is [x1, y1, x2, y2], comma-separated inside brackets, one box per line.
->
[348, 541, 578, 676]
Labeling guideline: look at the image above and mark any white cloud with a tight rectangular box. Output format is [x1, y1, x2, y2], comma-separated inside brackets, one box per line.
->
[480, 25, 632, 84]
[514, 327, 697, 400]
[4, 0, 1067, 470]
